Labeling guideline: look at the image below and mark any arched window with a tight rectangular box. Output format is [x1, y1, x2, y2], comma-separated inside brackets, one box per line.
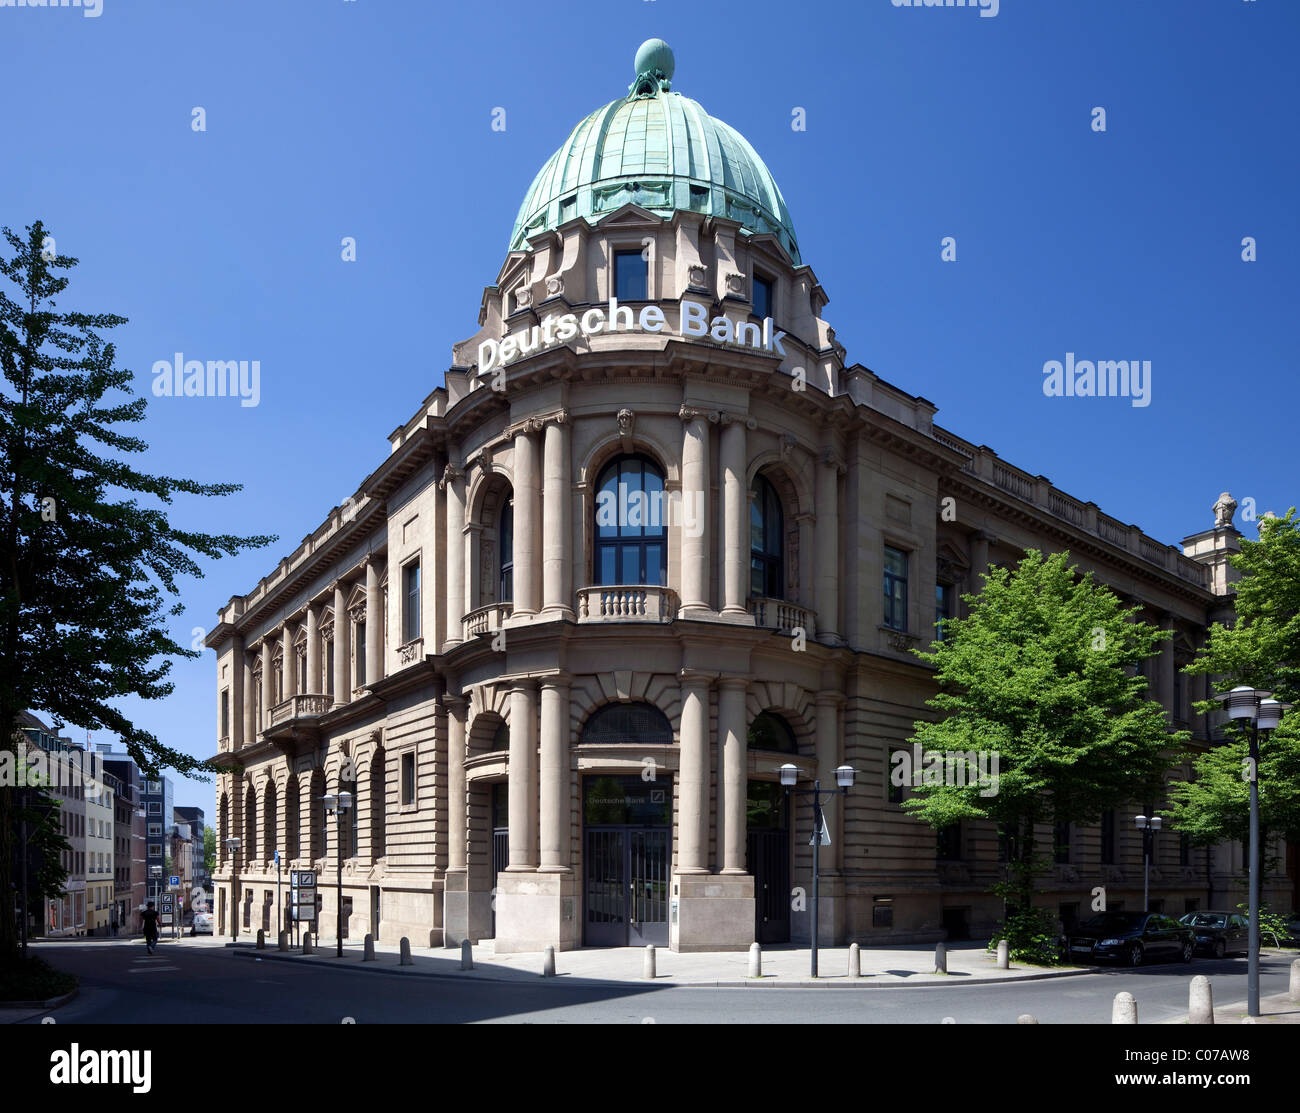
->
[285, 782, 299, 860]
[489, 721, 509, 752]
[263, 783, 278, 865]
[244, 786, 257, 862]
[499, 501, 514, 602]
[594, 455, 667, 586]
[747, 711, 797, 753]
[750, 475, 784, 599]
[369, 749, 386, 860]
[342, 770, 359, 860]
[580, 702, 673, 745]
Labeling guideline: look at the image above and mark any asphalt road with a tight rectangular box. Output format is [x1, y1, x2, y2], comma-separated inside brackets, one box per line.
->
[13, 939, 1297, 1024]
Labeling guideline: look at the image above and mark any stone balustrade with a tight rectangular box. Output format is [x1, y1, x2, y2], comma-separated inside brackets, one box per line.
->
[463, 602, 513, 638]
[576, 585, 678, 622]
[268, 693, 333, 726]
[748, 597, 816, 636]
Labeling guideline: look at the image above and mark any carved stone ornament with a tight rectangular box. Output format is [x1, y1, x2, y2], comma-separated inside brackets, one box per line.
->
[780, 433, 797, 459]
[617, 408, 635, 434]
[545, 275, 564, 297]
[679, 404, 721, 424]
[479, 444, 494, 473]
[1213, 491, 1237, 529]
[515, 285, 533, 310]
[439, 463, 465, 491]
[687, 263, 707, 289]
[320, 621, 334, 643]
[820, 448, 847, 474]
[349, 603, 366, 625]
[725, 271, 745, 295]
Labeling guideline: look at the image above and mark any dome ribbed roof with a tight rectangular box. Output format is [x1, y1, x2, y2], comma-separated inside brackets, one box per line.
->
[509, 41, 801, 264]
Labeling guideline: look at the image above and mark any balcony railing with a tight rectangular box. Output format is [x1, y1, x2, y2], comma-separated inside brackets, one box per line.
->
[749, 597, 816, 637]
[577, 585, 678, 623]
[218, 736, 231, 753]
[268, 693, 333, 727]
[396, 637, 423, 665]
[464, 602, 513, 638]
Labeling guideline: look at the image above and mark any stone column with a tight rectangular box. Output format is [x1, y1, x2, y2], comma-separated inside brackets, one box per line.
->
[1159, 613, 1176, 718]
[680, 406, 712, 613]
[507, 681, 538, 869]
[441, 464, 466, 649]
[815, 691, 842, 873]
[539, 677, 570, 871]
[231, 634, 245, 749]
[242, 652, 255, 743]
[366, 559, 383, 684]
[333, 582, 350, 707]
[718, 678, 748, 873]
[260, 640, 273, 729]
[514, 426, 541, 615]
[306, 605, 320, 694]
[446, 701, 467, 872]
[281, 624, 297, 699]
[542, 414, 573, 618]
[814, 450, 841, 642]
[678, 673, 711, 873]
[720, 415, 750, 617]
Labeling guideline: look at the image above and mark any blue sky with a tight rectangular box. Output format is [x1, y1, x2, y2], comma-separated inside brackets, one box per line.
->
[2, 0, 1296, 814]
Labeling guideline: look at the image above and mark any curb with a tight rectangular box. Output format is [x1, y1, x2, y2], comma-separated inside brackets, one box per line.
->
[0, 987, 79, 1010]
[228, 946, 1089, 989]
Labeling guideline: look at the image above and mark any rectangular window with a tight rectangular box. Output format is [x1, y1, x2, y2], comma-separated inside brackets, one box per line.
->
[148, 802, 161, 816]
[935, 582, 953, 640]
[403, 560, 421, 642]
[148, 823, 162, 838]
[752, 273, 773, 320]
[148, 844, 161, 858]
[1179, 832, 1190, 866]
[1100, 809, 1116, 864]
[614, 250, 647, 300]
[221, 689, 230, 738]
[298, 652, 308, 692]
[355, 621, 367, 687]
[401, 752, 416, 806]
[886, 744, 905, 804]
[326, 641, 334, 696]
[883, 547, 908, 631]
[147, 781, 161, 794]
[1054, 822, 1071, 864]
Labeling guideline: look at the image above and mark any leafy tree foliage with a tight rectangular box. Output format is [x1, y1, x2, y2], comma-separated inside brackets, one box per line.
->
[0, 221, 274, 957]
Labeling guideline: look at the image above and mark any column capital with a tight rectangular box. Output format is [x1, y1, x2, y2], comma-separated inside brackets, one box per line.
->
[717, 674, 751, 692]
[815, 688, 845, 708]
[679, 404, 721, 424]
[717, 410, 757, 431]
[538, 670, 573, 692]
[438, 463, 465, 491]
[819, 448, 847, 475]
[509, 676, 540, 694]
[679, 667, 718, 688]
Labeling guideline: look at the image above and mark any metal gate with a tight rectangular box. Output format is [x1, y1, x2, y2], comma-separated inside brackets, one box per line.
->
[491, 827, 508, 937]
[583, 828, 669, 946]
[749, 827, 791, 944]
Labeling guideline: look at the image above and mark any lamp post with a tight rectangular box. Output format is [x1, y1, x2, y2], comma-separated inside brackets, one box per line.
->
[1212, 686, 1290, 1018]
[224, 836, 241, 941]
[323, 792, 353, 957]
[1134, 814, 1162, 912]
[779, 762, 855, 978]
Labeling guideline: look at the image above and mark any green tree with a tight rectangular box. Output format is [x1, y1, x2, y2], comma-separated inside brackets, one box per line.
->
[903, 550, 1186, 958]
[203, 824, 216, 874]
[1170, 509, 1300, 856]
[0, 221, 275, 959]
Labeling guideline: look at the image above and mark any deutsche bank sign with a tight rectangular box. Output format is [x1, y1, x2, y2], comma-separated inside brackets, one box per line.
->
[478, 298, 787, 375]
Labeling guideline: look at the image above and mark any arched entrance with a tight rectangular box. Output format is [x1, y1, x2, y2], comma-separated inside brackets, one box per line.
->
[747, 712, 796, 944]
[580, 703, 673, 947]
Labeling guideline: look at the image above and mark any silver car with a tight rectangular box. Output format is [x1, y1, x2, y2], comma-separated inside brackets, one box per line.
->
[190, 912, 214, 936]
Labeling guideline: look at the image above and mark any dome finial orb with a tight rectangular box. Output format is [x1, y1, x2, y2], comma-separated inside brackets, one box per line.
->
[631, 39, 674, 95]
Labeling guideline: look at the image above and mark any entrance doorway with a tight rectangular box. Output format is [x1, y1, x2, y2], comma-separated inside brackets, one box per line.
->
[370, 885, 380, 941]
[491, 783, 508, 938]
[582, 775, 671, 946]
[747, 780, 790, 944]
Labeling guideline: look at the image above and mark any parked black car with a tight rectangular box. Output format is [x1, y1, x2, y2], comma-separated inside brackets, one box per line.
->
[1178, 910, 1248, 957]
[1062, 912, 1194, 966]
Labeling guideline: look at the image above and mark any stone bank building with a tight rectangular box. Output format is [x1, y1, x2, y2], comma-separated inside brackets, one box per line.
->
[209, 40, 1291, 953]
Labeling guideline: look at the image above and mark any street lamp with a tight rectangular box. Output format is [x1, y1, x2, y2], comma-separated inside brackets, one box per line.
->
[779, 762, 856, 978]
[1212, 685, 1291, 1017]
[323, 792, 353, 957]
[223, 837, 241, 941]
[1133, 814, 1162, 912]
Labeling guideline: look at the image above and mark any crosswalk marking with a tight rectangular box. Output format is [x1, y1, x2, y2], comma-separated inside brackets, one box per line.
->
[129, 965, 180, 973]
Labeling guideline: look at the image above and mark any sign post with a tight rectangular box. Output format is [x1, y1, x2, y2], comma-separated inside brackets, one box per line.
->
[290, 870, 317, 947]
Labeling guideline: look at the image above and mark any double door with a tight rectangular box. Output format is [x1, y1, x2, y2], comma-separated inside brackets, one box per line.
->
[583, 828, 669, 946]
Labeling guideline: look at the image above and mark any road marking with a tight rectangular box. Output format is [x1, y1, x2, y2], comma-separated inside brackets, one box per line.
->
[129, 965, 180, 973]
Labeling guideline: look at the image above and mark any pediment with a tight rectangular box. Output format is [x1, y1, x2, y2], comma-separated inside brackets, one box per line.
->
[594, 202, 665, 231]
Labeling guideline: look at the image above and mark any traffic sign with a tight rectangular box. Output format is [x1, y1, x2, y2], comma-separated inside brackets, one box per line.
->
[169, 875, 179, 887]
[808, 815, 831, 846]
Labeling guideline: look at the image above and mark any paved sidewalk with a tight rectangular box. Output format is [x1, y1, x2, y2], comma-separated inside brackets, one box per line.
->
[1159, 989, 1300, 1025]
[229, 936, 1088, 988]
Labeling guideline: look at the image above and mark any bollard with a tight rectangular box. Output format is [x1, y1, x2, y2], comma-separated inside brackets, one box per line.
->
[363, 933, 375, 961]
[399, 937, 412, 966]
[748, 942, 762, 978]
[303, 932, 312, 955]
[460, 939, 474, 971]
[1291, 959, 1300, 1004]
[256, 929, 265, 950]
[849, 942, 861, 978]
[644, 945, 656, 980]
[1242, 1016, 1257, 1024]
[997, 939, 1009, 970]
[278, 931, 288, 952]
[1189, 975, 1214, 1024]
[1017, 1014, 1039, 1024]
[941, 1017, 957, 1024]
[543, 945, 556, 977]
[1112, 991, 1138, 1024]
[934, 941, 947, 974]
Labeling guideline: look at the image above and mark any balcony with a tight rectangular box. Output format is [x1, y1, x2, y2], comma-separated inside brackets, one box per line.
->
[218, 736, 231, 753]
[577, 585, 678, 623]
[464, 602, 513, 639]
[749, 597, 815, 637]
[396, 637, 424, 665]
[268, 693, 333, 727]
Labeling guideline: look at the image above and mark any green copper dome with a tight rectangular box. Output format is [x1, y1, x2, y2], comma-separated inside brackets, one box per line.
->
[509, 40, 801, 265]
